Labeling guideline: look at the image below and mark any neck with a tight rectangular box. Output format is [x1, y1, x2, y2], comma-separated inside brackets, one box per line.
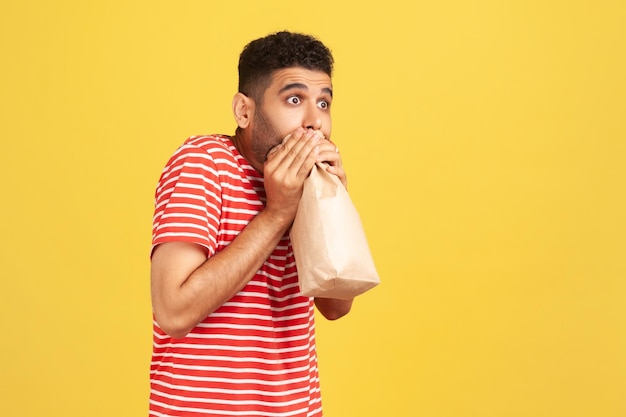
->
[231, 129, 263, 173]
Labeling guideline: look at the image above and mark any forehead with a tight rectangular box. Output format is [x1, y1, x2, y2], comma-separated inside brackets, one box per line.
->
[267, 67, 332, 93]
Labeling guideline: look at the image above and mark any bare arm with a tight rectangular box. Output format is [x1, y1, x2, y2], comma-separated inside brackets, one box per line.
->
[151, 129, 322, 338]
[315, 297, 353, 320]
[151, 209, 291, 338]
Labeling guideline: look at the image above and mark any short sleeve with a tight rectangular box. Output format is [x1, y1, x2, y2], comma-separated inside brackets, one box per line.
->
[151, 144, 222, 257]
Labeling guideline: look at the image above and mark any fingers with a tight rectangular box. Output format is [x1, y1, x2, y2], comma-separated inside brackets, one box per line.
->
[264, 129, 347, 189]
[286, 130, 323, 175]
[266, 129, 322, 179]
[316, 140, 341, 167]
[316, 140, 348, 188]
[262, 129, 325, 222]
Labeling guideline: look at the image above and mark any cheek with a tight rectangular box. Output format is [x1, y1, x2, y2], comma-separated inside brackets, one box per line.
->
[273, 111, 303, 135]
[323, 116, 332, 137]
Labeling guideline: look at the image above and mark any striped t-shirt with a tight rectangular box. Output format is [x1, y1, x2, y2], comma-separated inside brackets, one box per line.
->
[149, 135, 322, 417]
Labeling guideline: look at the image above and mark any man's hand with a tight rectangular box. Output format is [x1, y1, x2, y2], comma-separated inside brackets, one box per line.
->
[316, 138, 348, 189]
[263, 128, 323, 224]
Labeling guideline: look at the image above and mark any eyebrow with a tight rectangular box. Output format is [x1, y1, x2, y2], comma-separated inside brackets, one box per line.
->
[278, 83, 333, 98]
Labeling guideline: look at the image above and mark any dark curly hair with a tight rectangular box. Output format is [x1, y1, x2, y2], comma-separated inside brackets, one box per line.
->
[238, 31, 334, 103]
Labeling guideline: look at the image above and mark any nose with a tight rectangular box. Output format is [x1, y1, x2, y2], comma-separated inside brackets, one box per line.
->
[303, 102, 322, 130]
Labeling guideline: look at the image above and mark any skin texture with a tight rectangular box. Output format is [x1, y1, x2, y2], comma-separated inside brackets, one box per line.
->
[151, 67, 353, 338]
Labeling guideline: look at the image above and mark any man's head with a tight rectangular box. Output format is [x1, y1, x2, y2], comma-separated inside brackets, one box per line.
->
[238, 31, 334, 104]
[232, 31, 335, 172]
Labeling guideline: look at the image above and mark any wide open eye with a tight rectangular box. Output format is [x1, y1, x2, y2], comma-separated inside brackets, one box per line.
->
[318, 100, 330, 110]
[287, 96, 301, 105]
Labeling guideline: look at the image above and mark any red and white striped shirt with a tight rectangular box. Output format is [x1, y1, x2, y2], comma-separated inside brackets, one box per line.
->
[150, 135, 322, 417]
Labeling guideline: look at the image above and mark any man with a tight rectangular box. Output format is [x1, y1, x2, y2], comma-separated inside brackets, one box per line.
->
[148, 31, 354, 416]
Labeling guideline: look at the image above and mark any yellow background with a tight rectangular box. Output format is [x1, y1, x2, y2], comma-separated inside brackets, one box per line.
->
[1, 1, 625, 416]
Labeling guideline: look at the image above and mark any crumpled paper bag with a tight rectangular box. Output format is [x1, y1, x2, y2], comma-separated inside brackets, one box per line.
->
[290, 163, 380, 299]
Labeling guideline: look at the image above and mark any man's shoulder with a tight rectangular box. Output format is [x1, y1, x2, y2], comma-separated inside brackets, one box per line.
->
[183, 134, 233, 153]
[161, 134, 259, 185]
[173, 134, 240, 166]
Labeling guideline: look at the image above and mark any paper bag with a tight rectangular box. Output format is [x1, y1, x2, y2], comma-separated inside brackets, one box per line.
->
[290, 163, 380, 299]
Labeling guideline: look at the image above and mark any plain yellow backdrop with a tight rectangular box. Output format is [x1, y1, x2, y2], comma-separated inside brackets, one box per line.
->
[1, 1, 625, 416]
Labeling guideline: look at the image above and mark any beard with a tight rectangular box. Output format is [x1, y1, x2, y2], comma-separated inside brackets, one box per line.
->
[249, 107, 284, 166]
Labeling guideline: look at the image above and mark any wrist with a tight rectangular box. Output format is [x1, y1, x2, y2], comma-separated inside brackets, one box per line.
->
[256, 207, 294, 235]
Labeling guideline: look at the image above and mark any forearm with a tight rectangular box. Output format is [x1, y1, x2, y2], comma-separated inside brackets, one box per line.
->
[185, 211, 288, 317]
[314, 297, 353, 320]
[151, 209, 290, 338]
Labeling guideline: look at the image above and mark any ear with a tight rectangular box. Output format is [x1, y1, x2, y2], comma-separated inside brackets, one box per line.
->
[232, 92, 254, 129]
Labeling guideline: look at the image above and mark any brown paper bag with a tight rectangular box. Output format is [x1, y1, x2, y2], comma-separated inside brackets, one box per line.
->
[290, 163, 380, 299]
